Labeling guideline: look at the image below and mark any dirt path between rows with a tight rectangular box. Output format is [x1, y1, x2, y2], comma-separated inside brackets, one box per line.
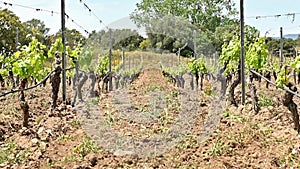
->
[77, 68, 220, 157]
[0, 67, 230, 168]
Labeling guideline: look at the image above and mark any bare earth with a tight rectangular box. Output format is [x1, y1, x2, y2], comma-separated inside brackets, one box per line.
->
[0, 68, 300, 168]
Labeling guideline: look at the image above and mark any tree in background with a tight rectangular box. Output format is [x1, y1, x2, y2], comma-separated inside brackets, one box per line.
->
[139, 39, 151, 50]
[52, 28, 86, 49]
[130, 0, 238, 53]
[132, 14, 214, 56]
[131, 0, 236, 32]
[87, 29, 144, 51]
[23, 19, 50, 48]
[266, 37, 296, 57]
[113, 29, 144, 51]
[214, 20, 259, 52]
[0, 9, 30, 88]
[0, 9, 27, 55]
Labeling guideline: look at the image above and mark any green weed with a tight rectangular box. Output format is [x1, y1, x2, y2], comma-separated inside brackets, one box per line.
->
[275, 137, 283, 142]
[0, 139, 29, 164]
[72, 136, 100, 160]
[105, 111, 116, 126]
[58, 134, 74, 142]
[204, 84, 215, 96]
[36, 116, 44, 126]
[222, 110, 248, 122]
[91, 97, 102, 105]
[70, 119, 82, 127]
[176, 135, 198, 151]
[258, 93, 274, 107]
[46, 159, 56, 167]
[146, 85, 162, 93]
[208, 139, 227, 156]
[259, 128, 273, 136]
[63, 156, 76, 162]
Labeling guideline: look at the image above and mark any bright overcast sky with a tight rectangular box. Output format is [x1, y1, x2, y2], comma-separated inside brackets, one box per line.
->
[1, 0, 300, 37]
[237, 0, 300, 37]
[0, 0, 140, 35]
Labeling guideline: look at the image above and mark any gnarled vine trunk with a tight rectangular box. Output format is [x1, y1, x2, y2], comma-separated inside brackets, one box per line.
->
[77, 72, 88, 101]
[265, 71, 271, 89]
[273, 72, 277, 81]
[130, 73, 139, 84]
[200, 73, 204, 90]
[249, 74, 260, 114]
[19, 78, 29, 127]
[71, 65, 79, 107]
[162, 70, 176, 86]
[228, 64, 241, 106]
[216, 68, 227, 99]
[42, 78, 47, 87]
[9, 70, 15, 88]
[88, 71, 96, 98]
[0, 74, 4, 87]
[114, 75, 120, 90]
[16, 75, 20, 87]
[51, 54, 62, 109]
[102, 73, 110, 93]
[190, 73, 194, 90]
[293, 70, 297, 84]
[282, 83, 299, 133]
[68, 77, 72, 86]
[195, 72, 199, 90]
[175, 75, 184, 88]
[298, 72, 300, 84]
[226, 74, 232, 86]
[180, 75, 185, 88]
[97, 74, 105, 94]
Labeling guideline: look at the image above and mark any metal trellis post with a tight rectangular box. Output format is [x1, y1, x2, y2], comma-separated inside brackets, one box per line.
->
[240, 0, 246, 104]
[61, 0, 67, 102]
[280, 27, 284, 68]
[109, 28, 113, 91]
[194, 30, 197, 59]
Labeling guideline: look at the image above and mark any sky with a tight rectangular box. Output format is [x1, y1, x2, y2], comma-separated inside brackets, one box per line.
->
[0, 0, 300, 37]
[235, 0, 300, 37]
[0, 0, 140, 35]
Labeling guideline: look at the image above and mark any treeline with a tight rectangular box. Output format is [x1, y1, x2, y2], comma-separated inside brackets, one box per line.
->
[266, 37, 298, 57]
[0, 8, 145, 57]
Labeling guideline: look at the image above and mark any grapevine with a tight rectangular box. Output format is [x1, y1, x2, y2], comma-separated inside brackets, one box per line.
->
[188, 58, 208, 90]
[219, 36, 240, 76]
[245, 37, 268, 72]
[48, 38, 64, 108]
[276, 59, 300, 132]
[188, 58, 207, 75]
[116, 59, 143, 88]
[11, 37, 47, 127]
[219, 36, 269, 108]
[97, 55, 109, 77]
[12, 38, 48, 81]
[159, 62, 186, 88]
